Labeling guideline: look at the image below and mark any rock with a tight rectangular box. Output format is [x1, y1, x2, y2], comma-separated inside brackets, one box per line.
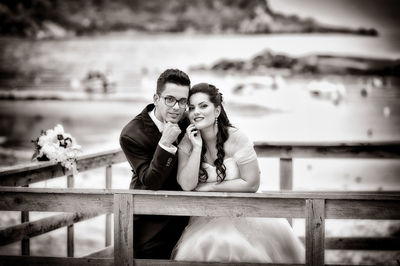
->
[383, 106, 391, 118]
[367, 128, 373, 138]
[307, 80, 346, 104]
[39, 21, 68, 39]
[212, 59, 245, 71]
[360, 88, 368, 97]
[372, 77, 383, 88]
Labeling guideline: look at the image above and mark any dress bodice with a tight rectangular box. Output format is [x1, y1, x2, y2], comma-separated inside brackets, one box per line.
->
[202, 158, 240, 183]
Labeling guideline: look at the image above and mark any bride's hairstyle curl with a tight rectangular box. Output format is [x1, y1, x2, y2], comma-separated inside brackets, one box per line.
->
[189, 83, 233, 183]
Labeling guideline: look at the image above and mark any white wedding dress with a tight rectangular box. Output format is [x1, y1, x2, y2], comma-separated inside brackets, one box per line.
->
[172, 129, 305, 263]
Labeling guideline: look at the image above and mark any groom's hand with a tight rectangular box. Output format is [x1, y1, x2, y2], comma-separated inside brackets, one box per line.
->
[160, 122, 181, 147]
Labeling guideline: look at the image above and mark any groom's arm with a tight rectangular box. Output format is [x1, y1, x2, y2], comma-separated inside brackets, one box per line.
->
[120, 135, 178, 190]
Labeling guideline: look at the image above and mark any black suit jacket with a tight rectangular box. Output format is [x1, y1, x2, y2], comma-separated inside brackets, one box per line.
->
[120, 104, 189, 259]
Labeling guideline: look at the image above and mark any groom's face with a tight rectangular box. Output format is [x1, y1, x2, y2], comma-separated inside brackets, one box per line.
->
[154, 82, 189, 124]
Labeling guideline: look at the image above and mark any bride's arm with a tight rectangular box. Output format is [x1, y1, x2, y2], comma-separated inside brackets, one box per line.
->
[177, 125, 203, 191]
[195, 159, 260, 192]
[177, 147, 202, 191]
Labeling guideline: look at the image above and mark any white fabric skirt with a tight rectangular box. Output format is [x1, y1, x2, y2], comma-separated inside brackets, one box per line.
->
[172, 216, 305, 263]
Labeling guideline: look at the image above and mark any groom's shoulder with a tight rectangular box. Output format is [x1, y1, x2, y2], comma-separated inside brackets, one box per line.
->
[121, 116, 143, 138]
[120, 105, 149, 140]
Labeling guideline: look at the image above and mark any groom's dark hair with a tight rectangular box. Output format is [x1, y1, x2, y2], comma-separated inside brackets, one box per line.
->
[156, 69, 191, 94]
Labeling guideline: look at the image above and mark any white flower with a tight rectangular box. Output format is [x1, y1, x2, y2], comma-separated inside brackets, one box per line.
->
[53, 124, 65, 135]
[34, 125, 82, 170]
[40, 143, 58, 158]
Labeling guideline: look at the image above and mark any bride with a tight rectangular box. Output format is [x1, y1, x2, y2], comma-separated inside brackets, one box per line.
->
[172, 83, 305, 263]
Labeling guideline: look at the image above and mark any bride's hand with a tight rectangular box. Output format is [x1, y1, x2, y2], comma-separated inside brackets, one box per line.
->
[186, 124, 202, 150]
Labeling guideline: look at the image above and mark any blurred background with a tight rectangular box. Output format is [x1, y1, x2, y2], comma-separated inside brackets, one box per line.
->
[0, 0, 399, 264]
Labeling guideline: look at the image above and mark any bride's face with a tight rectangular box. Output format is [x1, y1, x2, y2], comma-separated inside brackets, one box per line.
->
[188, 92, 220, 130]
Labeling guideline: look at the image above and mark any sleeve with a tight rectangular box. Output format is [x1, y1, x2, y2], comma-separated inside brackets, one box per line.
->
[178, 134, 192, 156]
[158, 142, 178, 154]
[231, 129, 258, 165]
[120, 134, 177, 190]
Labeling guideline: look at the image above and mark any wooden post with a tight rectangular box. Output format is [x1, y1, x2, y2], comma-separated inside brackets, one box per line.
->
[280, 158, 293, 225]
[279, 158, 293, 190]
[306, 199, 325, 266]
[67, 174, 74, 257]
[114, 194, 134, 266]
[105, 165, 112, 247]
[21, 184, 29, 256]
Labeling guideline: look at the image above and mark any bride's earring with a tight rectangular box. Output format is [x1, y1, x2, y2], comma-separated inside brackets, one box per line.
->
[215, 117, 218, 127]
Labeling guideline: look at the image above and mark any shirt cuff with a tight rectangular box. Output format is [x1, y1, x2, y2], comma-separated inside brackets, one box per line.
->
[158, 142, 177, 154]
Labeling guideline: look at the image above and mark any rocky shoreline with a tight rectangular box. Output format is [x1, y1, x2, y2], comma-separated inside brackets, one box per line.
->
[1, 0, 377, 39]
[191, 50, 400, 77]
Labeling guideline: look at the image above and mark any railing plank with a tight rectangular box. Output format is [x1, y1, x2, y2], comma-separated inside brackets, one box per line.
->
[280, 158, 293, 225]
[0, 212, 98, 246]
[306, 199, 325, 266]
[21, 185, 29, 256]
[279, 158, 293, 191]
[0, 256, 306, 266]
[134, 259, 300, 265]
[105, 165, 112, 247]
[83, 246, 114, 258]
[132, 194, 305, 218]
[0, 189, 113, 212]
[0, 188, 399, 218]
[254, 141, 400, 159]
[299, 236, 400, 250]
[0, 149, 126, 186]
[0, 163, 70, 187]
[0, 164, 68, 187]
[0, 256, 113, 266]
[0, 256, 377, 266]
[77, 150, 126, 172]
[67, 174, 74, 257]
[114, 194, 134, 266]
[326, 199, 400, 219]
[2, 187, 399, 200]
[325, 236, 400, 250]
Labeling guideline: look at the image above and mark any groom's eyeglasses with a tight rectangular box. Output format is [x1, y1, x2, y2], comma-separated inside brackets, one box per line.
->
[159, 95, 188, 108]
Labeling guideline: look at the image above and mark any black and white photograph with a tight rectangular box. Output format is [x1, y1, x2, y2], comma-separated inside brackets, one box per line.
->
[0, 0, 399, 265]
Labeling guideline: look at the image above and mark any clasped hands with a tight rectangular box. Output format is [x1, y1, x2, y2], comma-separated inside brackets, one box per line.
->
[159, 122, 181, 148]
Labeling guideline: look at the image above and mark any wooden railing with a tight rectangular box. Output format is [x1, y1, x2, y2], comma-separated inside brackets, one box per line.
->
[0, 149, 126, 257]
[0, 188, 399, 266]
[0, 141, 400, 265]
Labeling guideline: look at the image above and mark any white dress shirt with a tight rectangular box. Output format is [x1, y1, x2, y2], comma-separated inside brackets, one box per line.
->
[149, 109, 178, 154]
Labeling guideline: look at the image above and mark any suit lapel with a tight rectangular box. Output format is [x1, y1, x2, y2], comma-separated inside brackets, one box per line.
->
[142, 104, 162, 141]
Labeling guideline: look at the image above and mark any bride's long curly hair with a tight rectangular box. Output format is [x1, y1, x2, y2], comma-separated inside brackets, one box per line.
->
[189, 83, 233, 183]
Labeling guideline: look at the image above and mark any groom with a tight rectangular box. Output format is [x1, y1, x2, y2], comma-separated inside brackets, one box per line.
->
[120, 69, 190, 259]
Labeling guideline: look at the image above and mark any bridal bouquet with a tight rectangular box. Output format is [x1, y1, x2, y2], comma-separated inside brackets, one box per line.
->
[32, 125, 82, 171]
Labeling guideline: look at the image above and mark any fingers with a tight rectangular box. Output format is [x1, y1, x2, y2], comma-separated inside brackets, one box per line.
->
[165, 121, 179, 128]
[186, 124, 196, 133]
[185, 124, 202, 149]
[186, 124, 198, 138]
[160, 122, 181, 146]
[165, 122, 181, 133]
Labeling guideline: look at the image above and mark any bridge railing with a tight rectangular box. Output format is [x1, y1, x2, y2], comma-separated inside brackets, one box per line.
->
[0, 141, 399, 264]
[0, 187, 399, 266]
